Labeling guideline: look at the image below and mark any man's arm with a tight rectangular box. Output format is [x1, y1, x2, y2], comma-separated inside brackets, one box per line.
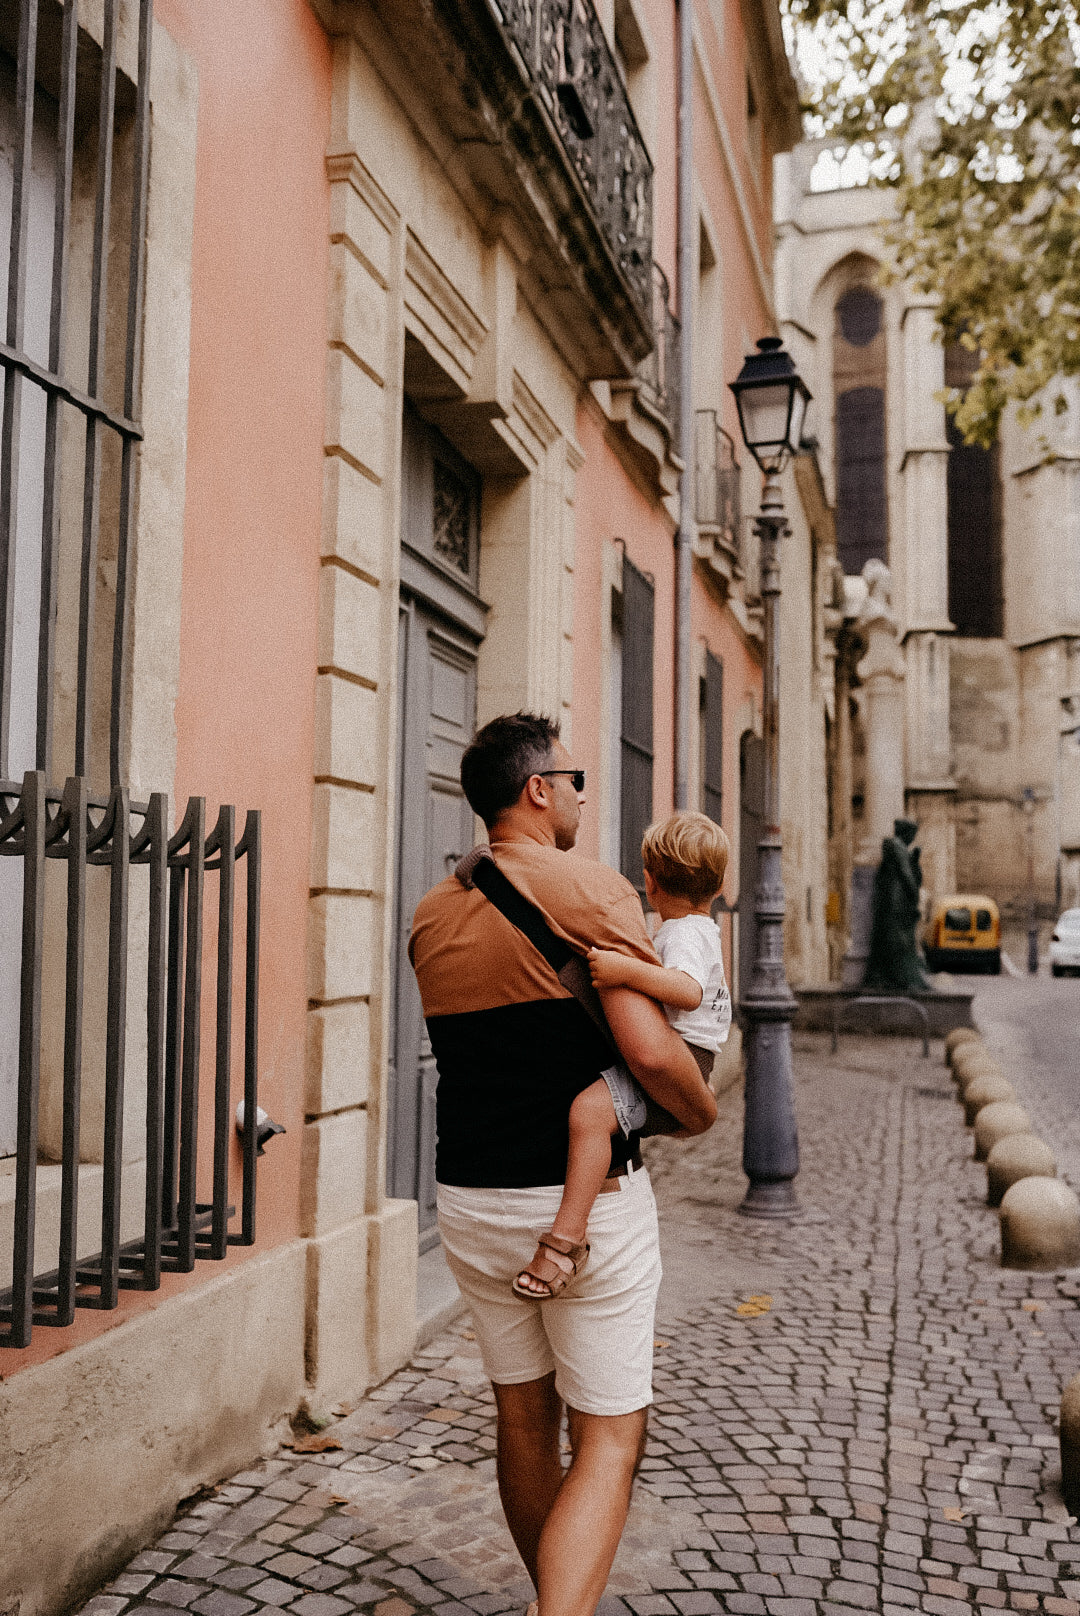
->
[598, 986, 717, 1135]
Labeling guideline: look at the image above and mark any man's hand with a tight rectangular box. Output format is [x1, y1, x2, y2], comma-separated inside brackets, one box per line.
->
[587, 946, 630, 990]
[598, 985, 717, 1136]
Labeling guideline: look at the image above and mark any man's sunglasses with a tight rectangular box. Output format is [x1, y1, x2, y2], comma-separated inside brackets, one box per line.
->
[537, 769, 586, 792]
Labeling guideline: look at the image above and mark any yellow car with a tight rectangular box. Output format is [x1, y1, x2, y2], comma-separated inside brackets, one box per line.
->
[924, 895, 1001, 975]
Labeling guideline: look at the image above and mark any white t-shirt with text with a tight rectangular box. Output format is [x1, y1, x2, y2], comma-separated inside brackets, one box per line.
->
[653, 913, 731, 1052]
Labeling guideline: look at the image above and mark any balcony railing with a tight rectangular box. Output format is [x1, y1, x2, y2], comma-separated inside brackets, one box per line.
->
[695, 409, 742, 561]
[494, 0, 653, 319]
[638, 263, 680, 436]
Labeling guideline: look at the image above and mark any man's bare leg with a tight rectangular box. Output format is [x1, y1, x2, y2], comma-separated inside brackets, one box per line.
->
[535, 1404, 648, 1616]
[493, 1374, 564, 1586]
[493, 1379, 646, 1613]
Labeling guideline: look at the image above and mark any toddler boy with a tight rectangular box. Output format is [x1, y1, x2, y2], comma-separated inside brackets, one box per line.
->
[513, 811, 730, 1299]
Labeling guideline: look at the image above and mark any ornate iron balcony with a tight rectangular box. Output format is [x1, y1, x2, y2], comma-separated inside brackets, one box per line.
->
[492, 0, 653, 319]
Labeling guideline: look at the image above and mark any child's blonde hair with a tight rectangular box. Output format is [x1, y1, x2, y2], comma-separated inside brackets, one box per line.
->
[641, 811, 730, 905]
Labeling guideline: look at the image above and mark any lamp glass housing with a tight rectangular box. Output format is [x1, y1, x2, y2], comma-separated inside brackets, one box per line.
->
[730, 337, 812, 473]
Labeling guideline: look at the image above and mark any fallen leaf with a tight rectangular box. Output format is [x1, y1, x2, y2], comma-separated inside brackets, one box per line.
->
[329, 1494, 350, 1505]
[654, 1339, 670, 1350]
[461, 1330, 476, 1341]
[283, 1432, 344, 1454]
[1021, 1299, 1046, 1313]
[736, 1294, 773, 1317]
[942, 1506, 968, 1523]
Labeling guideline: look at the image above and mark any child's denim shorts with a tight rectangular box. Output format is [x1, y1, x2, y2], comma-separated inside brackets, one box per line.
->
[599, 1061, 648, 1138]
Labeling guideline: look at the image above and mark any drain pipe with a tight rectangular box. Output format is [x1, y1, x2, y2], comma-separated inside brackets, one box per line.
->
[673, 0, 694, 809]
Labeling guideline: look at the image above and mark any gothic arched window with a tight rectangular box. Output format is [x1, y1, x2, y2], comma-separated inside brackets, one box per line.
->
[833, 284, 888, 575]
[945, 342, 1002, 638]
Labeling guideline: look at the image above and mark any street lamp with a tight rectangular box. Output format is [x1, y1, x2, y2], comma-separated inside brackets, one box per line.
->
[729, 336, 811, 1218]
[1021, 787, 1038, 974]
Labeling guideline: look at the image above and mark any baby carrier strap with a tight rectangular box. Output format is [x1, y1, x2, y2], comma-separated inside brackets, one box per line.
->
[453, 845, 614, 1050]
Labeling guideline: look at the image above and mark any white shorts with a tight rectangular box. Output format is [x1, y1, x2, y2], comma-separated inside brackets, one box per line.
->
[436, 1165, 662, 1417]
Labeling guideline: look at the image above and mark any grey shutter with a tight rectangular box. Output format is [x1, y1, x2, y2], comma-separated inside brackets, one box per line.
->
[703, 650, 723, 825]
[620, 557, 654, 895]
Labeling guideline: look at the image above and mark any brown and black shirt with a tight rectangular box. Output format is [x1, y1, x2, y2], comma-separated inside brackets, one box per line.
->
[408, 836, 658, 1188]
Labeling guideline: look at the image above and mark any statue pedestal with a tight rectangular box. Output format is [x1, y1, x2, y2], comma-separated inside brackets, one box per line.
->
[794, 984, 975, 1039]
[840, 864, 876, 987]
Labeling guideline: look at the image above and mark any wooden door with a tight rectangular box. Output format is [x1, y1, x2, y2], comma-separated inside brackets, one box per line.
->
[389, 407, 484, 1246]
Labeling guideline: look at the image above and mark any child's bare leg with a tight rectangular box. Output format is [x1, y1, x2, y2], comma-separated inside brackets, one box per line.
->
[556, 1080, 620, 1242]
[515, 1080, 618, 1298]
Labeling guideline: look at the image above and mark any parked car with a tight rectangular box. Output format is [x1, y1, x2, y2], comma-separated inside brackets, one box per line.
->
[924, 895, 1001, 974]
[1050, 909, 1080, 976]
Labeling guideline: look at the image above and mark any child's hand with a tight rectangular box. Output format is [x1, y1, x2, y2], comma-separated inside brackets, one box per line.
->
[587, 946, 627, 989]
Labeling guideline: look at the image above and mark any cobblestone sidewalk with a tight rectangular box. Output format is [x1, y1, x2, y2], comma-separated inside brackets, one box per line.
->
[80, 1031, 1080, 1616]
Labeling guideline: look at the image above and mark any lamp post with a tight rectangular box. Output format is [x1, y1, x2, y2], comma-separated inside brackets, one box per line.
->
[1022, 787, 1038, 974]
[729, 337, 811, 1218]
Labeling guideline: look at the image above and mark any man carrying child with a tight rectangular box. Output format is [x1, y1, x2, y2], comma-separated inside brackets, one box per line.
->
[409, 712, 721, 1616]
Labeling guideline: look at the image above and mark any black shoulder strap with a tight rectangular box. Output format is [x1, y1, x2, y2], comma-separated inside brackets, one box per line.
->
[469, 856, 574, 974]
[454, 846, 615, 1047]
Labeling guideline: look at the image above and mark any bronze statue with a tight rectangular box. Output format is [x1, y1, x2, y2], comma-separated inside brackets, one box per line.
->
[863, 818, 930, 993]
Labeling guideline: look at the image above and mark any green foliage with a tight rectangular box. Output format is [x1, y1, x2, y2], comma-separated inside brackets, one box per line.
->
[784, 0, 1080, 446]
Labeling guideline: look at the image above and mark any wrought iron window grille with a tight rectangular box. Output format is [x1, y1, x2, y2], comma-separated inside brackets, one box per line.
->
[0, 1, 264, 1350]
[695, 409, 742, 562]
[637, 263, 680, 437]
[492, 0, 653, 318]
[0, 773, 261, 1349]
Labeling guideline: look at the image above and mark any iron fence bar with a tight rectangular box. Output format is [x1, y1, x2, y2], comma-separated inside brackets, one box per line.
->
[0, 0, 39, 780]
[93, 786, 129, 1309]
[110, 0, 153, 789]
[36, 0, 79, 778]
[74, 0, 118, 780]
[7, 772, 45, 1345]
[232, 810, 260, 1246]
[138, 791, 167, 1287]
[208, 804, 234, 1260]
[56, 773, 87, 1323]
[176, 797, 205, 1271]
[162, 859, 185, 1236]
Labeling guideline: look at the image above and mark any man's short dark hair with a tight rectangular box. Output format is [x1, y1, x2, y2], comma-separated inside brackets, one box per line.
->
[460, 712, 560, 829]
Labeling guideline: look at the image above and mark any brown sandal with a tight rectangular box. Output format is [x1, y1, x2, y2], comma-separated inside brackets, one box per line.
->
[512, 1232, 590, 1299]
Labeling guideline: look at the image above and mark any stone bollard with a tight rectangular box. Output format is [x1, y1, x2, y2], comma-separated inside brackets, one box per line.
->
[946, 1026, 982, 1061]
[963, 1072, 1017, 1125]
[956, 1056, 1005, 1094]
[974, 1101, 1032, 1161]
[951, 1042, 992, 1074]
[1001, 1177, 1080, 1269]
[958, 1066, 1005, 1101]
[952, 1043, 995, 1075]
[986, 1134, 1057, 1207]
[1061, 1375, 1080, 1517]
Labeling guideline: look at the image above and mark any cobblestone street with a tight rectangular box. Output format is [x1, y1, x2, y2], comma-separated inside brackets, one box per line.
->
[79, 1029, 1080, 1616]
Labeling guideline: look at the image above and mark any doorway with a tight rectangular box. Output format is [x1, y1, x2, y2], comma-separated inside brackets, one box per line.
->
[388, 407, 485, 1249]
